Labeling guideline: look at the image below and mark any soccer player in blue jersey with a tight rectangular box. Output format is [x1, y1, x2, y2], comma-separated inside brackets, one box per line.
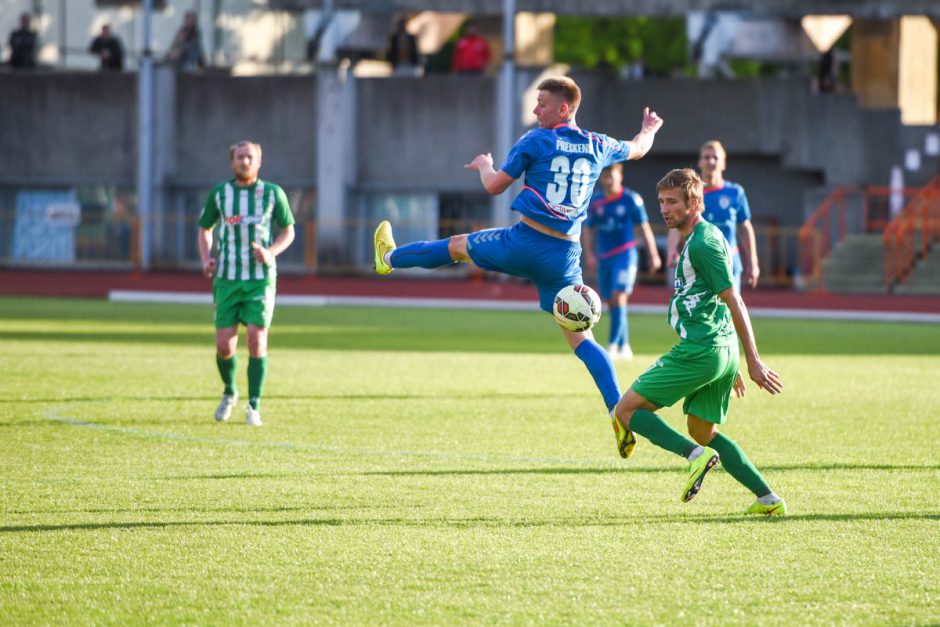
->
[583, 162, 662, 361]
[666, 140, 759, 291]
[373, 77, 663, 454]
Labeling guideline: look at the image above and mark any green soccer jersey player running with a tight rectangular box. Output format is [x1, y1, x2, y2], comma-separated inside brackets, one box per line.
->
[613, 168, 787, 516]
[198, 140, 295, 426]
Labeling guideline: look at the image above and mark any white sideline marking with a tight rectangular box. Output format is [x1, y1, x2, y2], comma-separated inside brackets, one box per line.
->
[43, 407, 614, 467]
[108, 289, 940, 323]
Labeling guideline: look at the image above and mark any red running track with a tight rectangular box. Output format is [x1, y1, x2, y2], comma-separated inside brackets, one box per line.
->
[2, 268, 939, 314]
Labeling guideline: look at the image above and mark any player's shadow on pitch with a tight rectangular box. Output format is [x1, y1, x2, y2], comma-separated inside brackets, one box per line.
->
[361, 462, 940, 477]
[2, 511, 939, 534]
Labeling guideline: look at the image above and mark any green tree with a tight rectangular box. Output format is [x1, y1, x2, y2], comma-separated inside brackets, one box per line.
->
[553, 16, 688, 76]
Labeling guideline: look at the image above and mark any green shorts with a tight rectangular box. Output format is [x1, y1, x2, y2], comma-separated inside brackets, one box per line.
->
[631, 341, 740, 424]
[213, 278, 276, 329]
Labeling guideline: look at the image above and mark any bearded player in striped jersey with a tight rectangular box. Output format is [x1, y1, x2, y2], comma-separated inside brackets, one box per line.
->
[198, 140, 295, 426]
[613, 168, 786, 515]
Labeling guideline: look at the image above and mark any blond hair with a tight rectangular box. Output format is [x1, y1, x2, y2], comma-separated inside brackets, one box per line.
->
[699, 140, 726, 159]
[229, 140, 262, 161]
[536, 77, 581, 117]
[656, 168, 704, 207]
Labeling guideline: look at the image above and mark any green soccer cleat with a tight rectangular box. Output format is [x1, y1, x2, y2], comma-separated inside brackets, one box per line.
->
[745, 498, 788, 516]
[373, 220, 396, 275]
[681, 446, 720, 502]
[611, 414, 637, 459]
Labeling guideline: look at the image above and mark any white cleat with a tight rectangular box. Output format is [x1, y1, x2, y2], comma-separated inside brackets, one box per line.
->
[245, 405, 263, 427]
[214, 393, 238, 422]
[607, 344, 634, 361]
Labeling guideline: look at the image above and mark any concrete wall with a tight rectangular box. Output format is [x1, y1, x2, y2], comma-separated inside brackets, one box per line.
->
[0, 69, 922, 248]
[0, 72, 138, 184]
[173, 74, 317, 187]
[356, 75, 496, 190]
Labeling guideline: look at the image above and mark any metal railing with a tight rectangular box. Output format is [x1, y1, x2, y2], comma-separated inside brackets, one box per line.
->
[884, 176, 940, 288]
[0, 203, 805, 287]
[798, 185, 922, 289]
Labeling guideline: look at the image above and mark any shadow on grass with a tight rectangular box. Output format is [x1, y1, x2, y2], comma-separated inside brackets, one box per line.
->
[361, 462, 940, 477]
[3, 510, 938, 534]
[9, 392, 583, 405]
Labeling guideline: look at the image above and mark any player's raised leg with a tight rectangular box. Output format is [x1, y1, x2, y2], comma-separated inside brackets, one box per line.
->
[373, 220, 457, 274]
[561, 328, 638, 456]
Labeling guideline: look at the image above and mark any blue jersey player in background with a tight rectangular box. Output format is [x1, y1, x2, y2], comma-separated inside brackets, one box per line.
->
[583, 162, 661, 361]
[373, 76, 663, 458]
[667, 140, 759, 291]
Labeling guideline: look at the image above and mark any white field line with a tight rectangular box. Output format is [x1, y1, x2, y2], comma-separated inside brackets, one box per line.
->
[42, 407, 621, 468]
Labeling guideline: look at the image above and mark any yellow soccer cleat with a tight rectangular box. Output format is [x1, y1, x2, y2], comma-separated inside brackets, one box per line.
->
[745, 498, 788, 516]
[373, 220, 396, 275]
[611, 414, 637, 459]
[681, 446, 719, 502]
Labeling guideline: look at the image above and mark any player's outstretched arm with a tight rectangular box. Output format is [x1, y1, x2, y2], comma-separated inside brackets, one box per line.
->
[625, 107, 664, 161]
[738, 220, 760, 287]
[198, 227, 216, 277]
[718, 287, 783, 395]
[464, 152, 515, 195]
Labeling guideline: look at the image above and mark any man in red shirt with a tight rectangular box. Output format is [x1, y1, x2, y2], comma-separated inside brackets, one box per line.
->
[451, 20, 490, 74]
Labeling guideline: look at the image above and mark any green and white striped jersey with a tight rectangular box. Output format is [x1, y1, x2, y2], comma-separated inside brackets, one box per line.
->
[198, 178, 294, 282]
[667, 219, 737, 346]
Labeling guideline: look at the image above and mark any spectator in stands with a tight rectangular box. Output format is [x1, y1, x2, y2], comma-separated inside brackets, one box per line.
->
[451, 20, 490, 75]
[816, 47, 836, 94]
[8, 13, 37, 69]
[165, 10, 205, 71]
[386, 17, 420, 77]
[89, 24, 124, 71]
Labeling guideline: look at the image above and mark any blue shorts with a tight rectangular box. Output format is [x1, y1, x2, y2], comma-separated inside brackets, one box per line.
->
[466, 222, 583, 313]
[597, 248, 638, 300]
[732, 251, 743, 292]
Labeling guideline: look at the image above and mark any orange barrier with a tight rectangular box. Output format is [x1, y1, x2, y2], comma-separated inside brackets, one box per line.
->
[884, 177, 940, 288]
[799, 185, 922, 289]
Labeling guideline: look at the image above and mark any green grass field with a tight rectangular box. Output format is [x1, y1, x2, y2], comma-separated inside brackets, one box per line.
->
[1, 296, 938, 625]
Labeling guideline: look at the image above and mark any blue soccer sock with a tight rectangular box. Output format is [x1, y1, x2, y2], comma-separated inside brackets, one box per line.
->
[389, 239, 455, 269]
[608, 305, 625, 347]
[621, 305, 630, 347]
[574, 339, 622, 412]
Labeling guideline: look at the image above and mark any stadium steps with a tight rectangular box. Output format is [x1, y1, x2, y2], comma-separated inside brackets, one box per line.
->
[822, 234, 888, 293]
[894, 243, 940, 295]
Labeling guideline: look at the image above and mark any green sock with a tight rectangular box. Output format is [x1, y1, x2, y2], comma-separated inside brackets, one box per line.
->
[709, 432, 771, 497]
[216, 354, 237, 395]
[629, 409, 698, 458]
[247, 356, 268, 411]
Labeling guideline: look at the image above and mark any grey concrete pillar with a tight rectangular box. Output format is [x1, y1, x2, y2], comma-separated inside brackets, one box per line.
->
[152, 64, 177, 264]
[315, 63, 356, 268]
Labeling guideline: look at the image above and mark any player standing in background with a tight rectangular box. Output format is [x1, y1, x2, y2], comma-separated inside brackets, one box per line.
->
[582, 162, 662, 360]
[666, 140, 759, 291]
[198, 141, 295, 426]
[372, 77, 663, 456]
[614, 168, 786, 515]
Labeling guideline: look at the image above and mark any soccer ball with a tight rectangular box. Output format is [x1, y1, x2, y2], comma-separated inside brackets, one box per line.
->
[552, 284, 602, 332]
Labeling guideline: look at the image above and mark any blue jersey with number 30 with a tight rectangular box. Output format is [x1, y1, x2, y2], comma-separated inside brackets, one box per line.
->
[499, 122, 631, 236]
